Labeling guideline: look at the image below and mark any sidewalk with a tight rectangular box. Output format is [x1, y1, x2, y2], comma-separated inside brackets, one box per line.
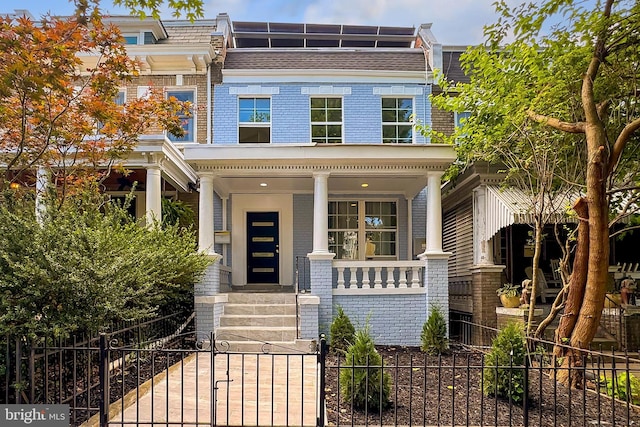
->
[106, 351, 319, 427]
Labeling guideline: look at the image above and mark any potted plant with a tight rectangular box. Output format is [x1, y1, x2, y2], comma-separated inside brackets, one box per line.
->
[497, 283, 521, 308]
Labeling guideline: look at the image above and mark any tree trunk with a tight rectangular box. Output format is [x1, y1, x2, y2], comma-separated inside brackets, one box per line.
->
[526, 219, 544, 336]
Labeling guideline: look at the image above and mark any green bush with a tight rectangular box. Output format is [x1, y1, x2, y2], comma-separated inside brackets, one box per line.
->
[483, 322, 526, 403]
[420, 305, 448, 355]
[340, 325, 391, 411]
[330, 306, 355, 352]
[601, 372, 640, 405]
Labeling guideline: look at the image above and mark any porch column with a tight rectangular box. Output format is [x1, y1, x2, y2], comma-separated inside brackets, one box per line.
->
[426, 171, 443, 253]
[308, 171, 334, 337]
[145, 165, 162, 226]
[312, 172, 330, 254]
[195, 173, 222, 337]
[473, 185, 494, 265]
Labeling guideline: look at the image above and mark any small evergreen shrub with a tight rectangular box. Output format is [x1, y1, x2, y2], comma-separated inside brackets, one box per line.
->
[420, 305, 449, 355]
[340, 325, 391, 411]
[330, 306, 355, 352]
[601, 372, 640, 405]
[483, 322, 526, 403]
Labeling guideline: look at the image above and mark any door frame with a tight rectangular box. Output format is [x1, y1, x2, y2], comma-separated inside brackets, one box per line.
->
[231, 194, 294, 287]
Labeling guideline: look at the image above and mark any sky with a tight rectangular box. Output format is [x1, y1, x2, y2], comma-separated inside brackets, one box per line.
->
[2, 0, 539, 45]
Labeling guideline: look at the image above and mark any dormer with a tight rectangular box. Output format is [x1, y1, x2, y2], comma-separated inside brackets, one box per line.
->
[102, 15, 168, 45]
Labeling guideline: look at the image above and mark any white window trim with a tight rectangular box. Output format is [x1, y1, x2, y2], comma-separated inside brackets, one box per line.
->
[122, 32, 144, 45]
[166, 87, 197, 143]
[328, 198, 399, 261]
[310, 96, 344, 144]
[237, 96, 272, 144]
[454, 111, 471, 129]
[381, 96, 415, 144]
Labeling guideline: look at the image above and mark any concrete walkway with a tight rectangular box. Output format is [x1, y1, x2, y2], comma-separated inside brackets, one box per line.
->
[106, 350, 319, 427]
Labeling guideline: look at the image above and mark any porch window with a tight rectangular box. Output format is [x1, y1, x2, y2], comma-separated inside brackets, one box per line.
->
[167, 89, 195, 142]
[382, 97, 413, 143]
[239, 98, 271, 143]
[311, 97, 342, 143]
[328, 200, 397, 259]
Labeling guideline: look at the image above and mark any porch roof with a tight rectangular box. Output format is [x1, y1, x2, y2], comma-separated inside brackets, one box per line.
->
[486, 185, 579, 238]
[183, 143, 455, 198]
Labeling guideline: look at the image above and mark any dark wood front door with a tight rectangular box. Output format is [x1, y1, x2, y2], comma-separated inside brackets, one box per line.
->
[246, 212, 279, 284]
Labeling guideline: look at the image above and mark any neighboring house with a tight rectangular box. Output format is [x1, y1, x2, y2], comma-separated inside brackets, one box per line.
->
[8, 11, 456, 346]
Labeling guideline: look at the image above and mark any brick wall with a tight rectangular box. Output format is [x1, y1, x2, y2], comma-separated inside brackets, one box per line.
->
[310, 258, 334, 333]
[431, 105, 455, 136]
[424, 256, 450, 336]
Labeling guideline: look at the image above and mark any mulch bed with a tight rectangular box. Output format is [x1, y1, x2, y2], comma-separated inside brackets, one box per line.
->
[324, 345, 640, 426]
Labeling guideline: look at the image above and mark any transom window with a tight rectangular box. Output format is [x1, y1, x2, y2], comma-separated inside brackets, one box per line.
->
[167, 90, 195, 142]
[239, 98, 271, 143]
[382, 97, 413, 143]
[328, 200, 397, 260]
[311, 97, 342, 144]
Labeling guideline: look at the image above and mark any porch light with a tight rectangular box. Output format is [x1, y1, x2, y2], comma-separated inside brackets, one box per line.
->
[260, 182, 268, 187]
[361, 183, 369, 188]
[9, 182, 20, 190]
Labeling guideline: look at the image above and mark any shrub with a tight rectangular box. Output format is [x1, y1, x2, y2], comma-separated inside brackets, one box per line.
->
[601, 372, 640, 405]
[483, 322, 526, 403]
[421, 305, 448, 355]
[330, 306, 355, 352]
[340, 325, 391, 411]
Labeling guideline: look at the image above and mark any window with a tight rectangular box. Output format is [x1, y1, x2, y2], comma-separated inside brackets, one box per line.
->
[167, 90, 195, 142]
[122, 35, 139, 45]
[311, 97, 342, 143]
[239, 98, 271, 143]
[328, 200, 397, 259]
[455, 111, 471, 129]
[382, 97, 413, 143]
[97, 90, 125, 132]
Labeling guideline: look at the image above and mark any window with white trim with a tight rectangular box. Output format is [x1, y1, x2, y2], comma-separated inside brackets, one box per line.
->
[455, 111, 471, 129]
[328, 200, 397, 260]
[382, 97, 413, 143]
[311, 97, 342, 144]
[167, 89, 195, 142]
[239, 97, 271, 143]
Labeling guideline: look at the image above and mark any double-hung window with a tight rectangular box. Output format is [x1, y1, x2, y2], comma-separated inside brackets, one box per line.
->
[328, 200, 397, 260]
[311, 97, 342, 143]
[167, 89, 195, 142]
[382, 97, 413, 143]
[239, 98, 271, 143]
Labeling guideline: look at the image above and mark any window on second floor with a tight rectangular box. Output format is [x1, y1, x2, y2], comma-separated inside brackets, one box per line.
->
[167, 90, 195, 143]
[382, 97, 413, 143]
[455, 111, 471, 129]
[311, 97, 342, 144]
[239, 97, 271, 143]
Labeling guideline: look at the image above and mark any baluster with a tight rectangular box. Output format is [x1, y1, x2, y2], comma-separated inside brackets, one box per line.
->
[349, 267, 358, 289]
[411, 266, 421, 288]
[337, 267, 345, 289]
[374, 267, 383, 288]
[361, 267, 370, 289]
[398, 267, 408, 288]
[386, 267, 396, 288]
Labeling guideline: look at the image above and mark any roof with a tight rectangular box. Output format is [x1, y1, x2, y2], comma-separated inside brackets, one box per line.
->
[441, 49, 469, 84]
[161, 20, 217, 45]
[223, 49, 426, 72]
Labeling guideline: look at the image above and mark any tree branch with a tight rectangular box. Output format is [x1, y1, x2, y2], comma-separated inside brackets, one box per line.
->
[607, 116, 640, 176]
[527, 110, 585, 133]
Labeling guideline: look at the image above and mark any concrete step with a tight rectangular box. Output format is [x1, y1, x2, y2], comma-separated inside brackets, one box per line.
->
[215, 326, 297, 343]
[223, 303, 297, 315]
[226, 292, 296, 304]
[214, 339, 318, 354]
[219, 314, 297, 327]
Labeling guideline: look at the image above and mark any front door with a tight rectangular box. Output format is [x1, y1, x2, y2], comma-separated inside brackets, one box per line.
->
[246, 212, 279, 284]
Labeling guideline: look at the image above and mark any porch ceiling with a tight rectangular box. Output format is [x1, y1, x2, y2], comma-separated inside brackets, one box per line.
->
[183, 143, 456, 198]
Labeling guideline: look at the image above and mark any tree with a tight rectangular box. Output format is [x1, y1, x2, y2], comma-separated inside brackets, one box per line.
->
[0, 13, 188, 197]
[72, 0, 204, 21]
[431, 0, 640, 386]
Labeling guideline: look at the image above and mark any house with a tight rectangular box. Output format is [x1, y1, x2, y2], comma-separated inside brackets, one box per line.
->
[6, 10, 456, 347]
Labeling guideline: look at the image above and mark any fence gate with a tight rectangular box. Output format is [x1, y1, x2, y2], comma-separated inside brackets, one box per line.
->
[101, 333, 323, 427]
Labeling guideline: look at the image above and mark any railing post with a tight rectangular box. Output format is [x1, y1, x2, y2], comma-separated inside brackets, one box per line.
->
[318, 334, 327, 427]
[523, 349, 529, 427]
[99, 334, 110, 427]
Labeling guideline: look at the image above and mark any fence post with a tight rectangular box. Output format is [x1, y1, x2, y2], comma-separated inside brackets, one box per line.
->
[99, 334, 110, 427]
[317, 334, 327, 427]
[523, 352, 529, 427]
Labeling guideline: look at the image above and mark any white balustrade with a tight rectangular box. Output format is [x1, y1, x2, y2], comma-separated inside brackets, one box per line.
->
[332, 261, 424, 290]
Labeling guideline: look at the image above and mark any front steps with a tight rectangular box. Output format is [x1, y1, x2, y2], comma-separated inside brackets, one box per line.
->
[215, 293, 316, 353]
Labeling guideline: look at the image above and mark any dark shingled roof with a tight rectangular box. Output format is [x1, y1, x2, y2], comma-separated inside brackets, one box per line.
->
[440, 50, 469, 84]
[161, 21, 217, 44]
[223, 50, 426, 72]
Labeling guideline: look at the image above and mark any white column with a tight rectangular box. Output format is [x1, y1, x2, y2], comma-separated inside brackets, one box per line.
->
[312, 172, 330, 254]
[35, 167, 49, 224]
[198, 174, 216, 254]
[426, 171, 444, 253]
[145, 165, 162, 227]
[473, 186, 494, 265]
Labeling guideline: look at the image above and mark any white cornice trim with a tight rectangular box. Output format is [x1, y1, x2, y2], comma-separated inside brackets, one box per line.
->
[223, 69, 428, 84]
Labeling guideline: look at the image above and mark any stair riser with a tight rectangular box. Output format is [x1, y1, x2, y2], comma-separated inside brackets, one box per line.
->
[224, 304, 297, 315]
[226, 293, 296, 304]
[220, 316, 297, 327]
